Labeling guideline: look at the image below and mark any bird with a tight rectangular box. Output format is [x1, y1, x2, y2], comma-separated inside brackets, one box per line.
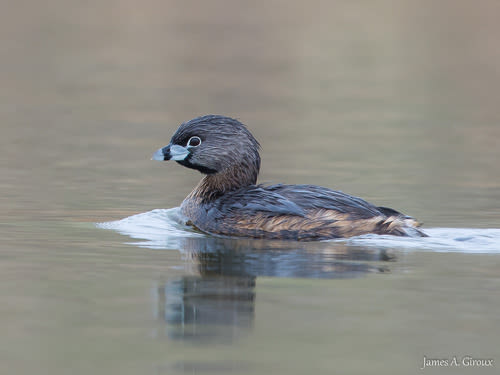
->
[152, 115, 426, 241]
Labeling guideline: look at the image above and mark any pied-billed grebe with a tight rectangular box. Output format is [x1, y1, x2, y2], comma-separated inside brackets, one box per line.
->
[152, 115, 426, 240]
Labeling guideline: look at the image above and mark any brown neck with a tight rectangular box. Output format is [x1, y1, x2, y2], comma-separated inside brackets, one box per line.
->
[187, 162, 259, 202]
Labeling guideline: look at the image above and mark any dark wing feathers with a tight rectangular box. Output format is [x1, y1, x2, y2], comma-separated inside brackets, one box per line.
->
[265, 184, 384, 219]
[207, 185, 305, 219]
[209, 184, 391, 220]
[376, 206, 410, 219]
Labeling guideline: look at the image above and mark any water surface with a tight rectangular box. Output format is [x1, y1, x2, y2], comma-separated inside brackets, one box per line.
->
[1, 1, 500, 374]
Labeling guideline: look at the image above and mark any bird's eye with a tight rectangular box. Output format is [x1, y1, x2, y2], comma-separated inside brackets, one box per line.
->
[187, 136, 201, 147]
[186, 136, 201, 147]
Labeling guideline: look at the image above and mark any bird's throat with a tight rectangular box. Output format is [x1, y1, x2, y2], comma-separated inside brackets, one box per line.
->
[188, 162, 259, 202]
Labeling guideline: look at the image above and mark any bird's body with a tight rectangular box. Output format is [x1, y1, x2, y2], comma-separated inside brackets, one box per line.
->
[153, 115, 426, 240]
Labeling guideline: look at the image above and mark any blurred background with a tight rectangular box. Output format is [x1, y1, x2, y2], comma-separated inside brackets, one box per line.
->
[1, 0, 499, 227]
[1, 1, 499, 374]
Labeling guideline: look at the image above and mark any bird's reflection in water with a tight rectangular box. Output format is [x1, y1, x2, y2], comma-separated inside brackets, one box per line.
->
[157, 275, 255, 343]
[157, 236, 395, 343]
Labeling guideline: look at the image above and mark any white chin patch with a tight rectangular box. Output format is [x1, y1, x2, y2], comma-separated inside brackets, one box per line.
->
[169, 145, 189, 161]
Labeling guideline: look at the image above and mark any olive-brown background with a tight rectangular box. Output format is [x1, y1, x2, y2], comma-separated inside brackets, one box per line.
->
[1, 1, 499, 374]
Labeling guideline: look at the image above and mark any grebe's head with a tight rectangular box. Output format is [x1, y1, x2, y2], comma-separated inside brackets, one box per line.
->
[153, 115, 261, 178]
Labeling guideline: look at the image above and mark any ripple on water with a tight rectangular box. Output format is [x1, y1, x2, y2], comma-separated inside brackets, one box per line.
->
[97, 209, 500, 253]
